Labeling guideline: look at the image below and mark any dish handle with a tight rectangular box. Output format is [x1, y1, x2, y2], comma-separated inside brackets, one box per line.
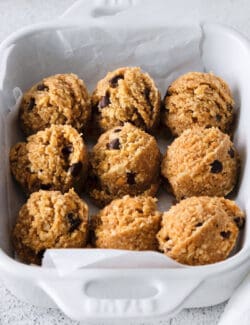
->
[39, 271, 203, 321]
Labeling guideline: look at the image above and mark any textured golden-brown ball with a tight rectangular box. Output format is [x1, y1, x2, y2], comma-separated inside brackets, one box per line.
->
[157, 196, 244, 265]
[92, 67, 161, 133]
[92, 195, 162, 251]
[88, 123, 161, 207]
[13, 189, 89, 265]
[163, 72, 234, 136]
[19, 73, 91, 135]
[161, 127, 239, 200]
[9, 125, 88, 194]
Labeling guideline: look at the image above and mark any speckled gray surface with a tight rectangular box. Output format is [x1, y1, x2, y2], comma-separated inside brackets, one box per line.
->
[1, 0, 250, 324]
[0, 281, 225, 325]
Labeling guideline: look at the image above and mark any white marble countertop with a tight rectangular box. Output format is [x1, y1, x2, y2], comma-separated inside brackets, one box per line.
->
[1, 0, 250, 324]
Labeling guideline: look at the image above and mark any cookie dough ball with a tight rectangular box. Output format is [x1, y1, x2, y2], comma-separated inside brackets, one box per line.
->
[88, 123, 161, 207]
[92, 67, 161, 132]
[157, 196, 245, 265]
[9, 125, 88, 194]
[92, 195, 161, 250]
[13, 189, 89, 265]
[19, 73, 91, 135]
[162, 127, 239, 200]
[163, 72, 234, 136]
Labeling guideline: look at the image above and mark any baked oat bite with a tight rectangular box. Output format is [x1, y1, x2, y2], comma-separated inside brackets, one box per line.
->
[92, 195, 162, 251]
[13, 189, 89, 265]
[157, 196, 244, 265]
[163, 72, 234, 136]
[92, 67, 161, 133]
[88, 123, 161, 207]
[9, 124, 88, 194]
[19, 73, 91, 136]
[161, 127, 239, 200]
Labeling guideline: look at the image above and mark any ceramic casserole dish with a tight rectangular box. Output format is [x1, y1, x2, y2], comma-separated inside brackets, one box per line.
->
[0, 0, 250, 322]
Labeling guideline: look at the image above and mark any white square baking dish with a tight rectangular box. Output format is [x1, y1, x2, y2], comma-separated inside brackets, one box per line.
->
[1, 0, 250, 322]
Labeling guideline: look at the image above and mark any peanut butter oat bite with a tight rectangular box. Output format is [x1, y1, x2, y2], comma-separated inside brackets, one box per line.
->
[92, 195, 161, 251]
[13, 189, 89, 265]
[163, 72, 234, 136]
[9, 125, 88, 194]
[161, 127, 239, 200]
[88, 123, 161, 207]
[19, 73, 91, 135]
[92, 67, 161, 133]
[157, 196, 244, 265]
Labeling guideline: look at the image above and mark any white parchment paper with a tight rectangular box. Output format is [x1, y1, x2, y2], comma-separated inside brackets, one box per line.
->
[43, 249, 184, 276]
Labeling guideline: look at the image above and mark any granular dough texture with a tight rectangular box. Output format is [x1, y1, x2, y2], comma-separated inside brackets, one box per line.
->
[19, 73, 91, 135]
[92, 67, 161, 132]
[163, 72, 234, 136]
[92, 195, 162, 250]
[157, 196, 245, 265]
[13, 189, 89, 265]
[161, 127, 239, 200]
[9, 125, 88, 194]
[88, 123, 161, 207]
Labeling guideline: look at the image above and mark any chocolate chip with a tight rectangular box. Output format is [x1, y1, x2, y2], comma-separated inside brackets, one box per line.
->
[220, 231, 231, 239]
[114, 128, 121, 133]
[108, 138, 120, 150]
[28, 98, 35, 111]
[216, 114, 222, 121]
[62, 145, 73, 156]
[127, 172, 136, 185]
[99, 93, 110, 108]
[37, 249, 45, 259]
[228, 147, 235, 158]
[68, 162, 82, 177]
[144, 88, 150, 99]
[144, 88, 152, 107]
[234, 217, 245, 230]
[195, 222, 203, 227]
[67, 213, 82, 233]
[136, 208, 143, 213]
[192, 117, 198, 123]
[40, 184, 51, 190]
[210, 160, 223, 173]
[109, 74, 124, 88]
[92, 103, 100, 114]
[37, 84, 49, 91]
